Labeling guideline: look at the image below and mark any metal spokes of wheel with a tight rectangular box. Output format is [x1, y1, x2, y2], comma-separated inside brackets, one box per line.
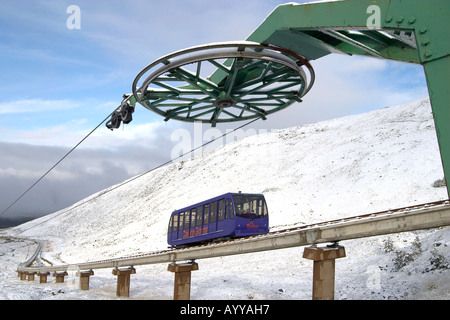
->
[132, 41, 315, 127]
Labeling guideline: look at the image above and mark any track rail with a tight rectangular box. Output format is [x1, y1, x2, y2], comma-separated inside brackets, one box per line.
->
[17, 200, 450, 273]
[0, 236, 43, 269]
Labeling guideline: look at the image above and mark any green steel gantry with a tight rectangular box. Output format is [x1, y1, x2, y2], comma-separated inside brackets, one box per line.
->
[244, 0, 450, 195]
[248, 0, 450, 197]
[109, 0, 449, 197]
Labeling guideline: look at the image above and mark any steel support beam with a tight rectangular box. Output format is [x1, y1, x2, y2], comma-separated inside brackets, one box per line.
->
[422, 56, 450, 190]
[244, 0, 450, 198]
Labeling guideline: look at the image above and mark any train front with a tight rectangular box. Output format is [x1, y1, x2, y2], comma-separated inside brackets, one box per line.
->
[232, 193, 269, 237]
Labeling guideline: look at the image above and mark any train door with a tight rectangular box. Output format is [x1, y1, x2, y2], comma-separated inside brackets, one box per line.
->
[216, 197, 232, 233]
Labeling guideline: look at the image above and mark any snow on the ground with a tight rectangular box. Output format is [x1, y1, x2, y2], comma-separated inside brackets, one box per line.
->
[0, 97, 449, 300]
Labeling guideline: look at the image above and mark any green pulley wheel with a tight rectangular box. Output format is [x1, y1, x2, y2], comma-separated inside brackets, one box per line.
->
[132, 41, 315, 127]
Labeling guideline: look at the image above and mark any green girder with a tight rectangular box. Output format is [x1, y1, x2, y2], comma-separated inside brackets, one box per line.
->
[120, 0, 450, 197]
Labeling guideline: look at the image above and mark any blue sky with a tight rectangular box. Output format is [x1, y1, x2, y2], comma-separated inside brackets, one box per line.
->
[0, 0, 284, 139]
[0, 0, 429, 218]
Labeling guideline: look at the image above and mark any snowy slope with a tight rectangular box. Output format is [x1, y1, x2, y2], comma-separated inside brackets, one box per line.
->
[1, 97, 449, 300]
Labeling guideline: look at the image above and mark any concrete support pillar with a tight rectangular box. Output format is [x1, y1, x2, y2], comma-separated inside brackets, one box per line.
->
[303, 244, 346, 300]
[167, 262, 199, 300]
[27, 272, 36, 281]
[112, 267, 136, 297]
[18, 271, 27, 281]
[39, 272, 50, 284]
[53, 271, 68, 283]
[79, 270, 94, 291]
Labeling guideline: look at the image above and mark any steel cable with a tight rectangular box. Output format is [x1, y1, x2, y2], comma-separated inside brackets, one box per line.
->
[0, 110, 119, 218]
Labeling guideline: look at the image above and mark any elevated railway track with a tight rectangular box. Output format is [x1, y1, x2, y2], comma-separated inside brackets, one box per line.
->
[14, 200, 450, 299]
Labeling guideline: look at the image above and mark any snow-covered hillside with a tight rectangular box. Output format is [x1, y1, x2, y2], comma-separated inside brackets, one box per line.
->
[1, 97, 449, 300]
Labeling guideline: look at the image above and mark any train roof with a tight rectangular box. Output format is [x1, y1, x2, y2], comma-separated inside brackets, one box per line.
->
[171, 192, 265, 214]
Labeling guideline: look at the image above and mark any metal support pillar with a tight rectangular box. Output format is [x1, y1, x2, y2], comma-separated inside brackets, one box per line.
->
[422, 56, 450, 196]
[53, 271, 68, 283]
[79, 270, 94, 291]
[39, 272, 50, 284]
[168, 262, 199, 300]
[112, 267, 136, 297]
[303, 244, 346, 300]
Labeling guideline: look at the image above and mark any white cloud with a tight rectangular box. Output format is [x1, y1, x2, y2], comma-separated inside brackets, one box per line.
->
[0, 121, 85, 147]
[79, 0, 277, 67]
[0, 99, 82, 114]
[0, 167, 42, 179]
[328, 55, 388, 74]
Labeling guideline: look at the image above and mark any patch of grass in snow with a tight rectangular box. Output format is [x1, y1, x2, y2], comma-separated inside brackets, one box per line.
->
[383, 235, 449, 272]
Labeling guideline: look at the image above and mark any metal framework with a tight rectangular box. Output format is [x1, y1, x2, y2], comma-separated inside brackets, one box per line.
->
[244, 0, 450, 197]
[132, 42, 314, 127]
[108, 0, 450, 196]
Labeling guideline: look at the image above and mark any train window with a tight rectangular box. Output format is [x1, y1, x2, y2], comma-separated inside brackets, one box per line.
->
[173, 214, 178, 232]
[232, 195, 267, 218]
[196, 206, 203, 226]
[210, 201, 217, 222]
[260, 200, 268, 216]
[218, 199, 224, 221]
[228, 198, 234, 219]
[190, 209, 196, 229]
[204, 204, 209, 224]
[184, 211, 190, 230]
[179, 212, 185, 231]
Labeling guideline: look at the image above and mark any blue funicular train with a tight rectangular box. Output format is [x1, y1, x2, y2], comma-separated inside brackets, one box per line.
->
[168, 192, 269, 247]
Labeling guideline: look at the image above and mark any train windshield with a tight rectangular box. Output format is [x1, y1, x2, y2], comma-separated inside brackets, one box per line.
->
[232, 194, 268, 219]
